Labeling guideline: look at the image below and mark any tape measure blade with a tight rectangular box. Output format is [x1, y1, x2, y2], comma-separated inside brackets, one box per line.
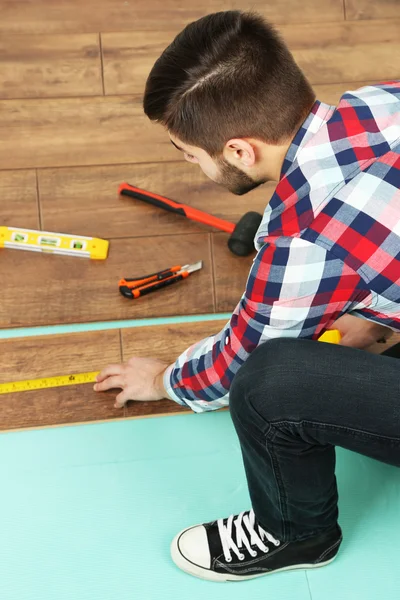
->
[0, 371, 99, 395]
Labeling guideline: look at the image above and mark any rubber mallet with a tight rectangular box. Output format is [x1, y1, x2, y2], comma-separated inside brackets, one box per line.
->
[119, 182, 262, 257]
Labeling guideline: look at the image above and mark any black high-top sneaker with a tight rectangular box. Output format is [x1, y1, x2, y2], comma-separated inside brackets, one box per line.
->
[171, 509, 342, 582]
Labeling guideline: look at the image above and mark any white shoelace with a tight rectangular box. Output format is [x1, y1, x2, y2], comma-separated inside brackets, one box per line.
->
[217, 509, 280, 563]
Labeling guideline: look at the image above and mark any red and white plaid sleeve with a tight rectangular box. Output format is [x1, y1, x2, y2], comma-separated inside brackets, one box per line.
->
[163, 237, 372, 412]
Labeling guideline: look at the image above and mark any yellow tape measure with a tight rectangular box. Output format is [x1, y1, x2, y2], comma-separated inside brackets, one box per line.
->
[318, 329, 342, 344]
[0, 372, 99, 395]
[0, 330, 341, 396]
[0, 226, 109, 260]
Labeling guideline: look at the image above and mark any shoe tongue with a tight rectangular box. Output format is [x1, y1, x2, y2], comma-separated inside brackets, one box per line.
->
[205, 513, 255, 560]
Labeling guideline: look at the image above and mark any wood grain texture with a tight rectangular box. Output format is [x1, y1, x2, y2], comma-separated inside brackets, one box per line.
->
[345, 0, 400, 21]
[0, 386, 123, 431]
[102, 31, 173, 97]
[0, 96, 175, 170]
[0, 330, 121, 382]
[0, 170, 39, 229]
[0, 0, 344, 34]
[102, 20, 399, 96]
[37, 162, 274, 239]
[0, 234, 214, 328]
[121, 319, 227, 419]
[122, 319, 226, 362]
[0, 330, 121, 431]
[0, 34, 102, 99]
[284, 20, 400, 84]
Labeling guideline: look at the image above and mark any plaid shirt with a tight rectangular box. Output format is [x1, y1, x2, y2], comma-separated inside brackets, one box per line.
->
[164, 82, 400, 413]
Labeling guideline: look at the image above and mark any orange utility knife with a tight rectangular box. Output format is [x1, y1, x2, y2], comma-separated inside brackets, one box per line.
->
[119, 261, 203, 299]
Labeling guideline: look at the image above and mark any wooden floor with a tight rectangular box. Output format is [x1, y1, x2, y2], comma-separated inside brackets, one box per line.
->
[0, 0, 399, 430]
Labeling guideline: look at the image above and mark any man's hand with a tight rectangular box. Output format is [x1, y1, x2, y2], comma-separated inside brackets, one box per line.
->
[330, 313, 393, 349]
[94, 357, 169, 408]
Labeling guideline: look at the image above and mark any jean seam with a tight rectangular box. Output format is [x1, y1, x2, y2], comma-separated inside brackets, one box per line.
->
[271, 419, 400, 444]
[231, 401, 289, 540]
[264, 425, 290, 540]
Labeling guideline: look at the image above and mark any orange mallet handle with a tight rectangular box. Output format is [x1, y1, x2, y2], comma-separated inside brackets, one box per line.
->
[119, 182, 235, 234]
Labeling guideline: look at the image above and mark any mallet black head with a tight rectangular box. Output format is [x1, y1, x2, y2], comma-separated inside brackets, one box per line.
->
[227, 212, 263, 256]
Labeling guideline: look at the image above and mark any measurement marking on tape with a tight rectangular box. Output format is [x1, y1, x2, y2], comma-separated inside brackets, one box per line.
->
[0, 372, 100, 395]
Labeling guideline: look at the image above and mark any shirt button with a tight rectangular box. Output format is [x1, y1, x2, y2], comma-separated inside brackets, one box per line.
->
[225, 335, 230, 346]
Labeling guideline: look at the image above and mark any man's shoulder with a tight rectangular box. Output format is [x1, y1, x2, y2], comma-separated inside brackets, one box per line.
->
[328, 82, 400, 141]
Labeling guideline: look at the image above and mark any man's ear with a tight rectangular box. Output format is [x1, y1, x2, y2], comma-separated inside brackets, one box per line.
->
[223, 138, 256, 168]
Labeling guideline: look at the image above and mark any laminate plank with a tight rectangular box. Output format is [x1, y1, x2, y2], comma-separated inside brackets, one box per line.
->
[0, 330, 121, 431]
[0, 170, 39, 229]
[102, 31, 173, 97]
[0, 330, 121, 383]
[0, 234, 214, 328]
[37, 162, 274, 239]
[0, 88, 380, 173]
[0, 34, 102, 99]
[102, 21, 399, 96]
[0, 96, 175, 170]
[286, 21, 400, 85]
[121, 319, 227, 418]
[345, 0, 400, 21]
[0, 0, 344, 34]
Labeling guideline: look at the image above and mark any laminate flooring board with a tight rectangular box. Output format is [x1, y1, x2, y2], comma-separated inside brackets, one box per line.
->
[122, 319, 227, 419]
[121, 319, 227, 363]
[101, 31, 173, 97]
[0, 330, 120, 382]
[0, 170, 39, 229]
[345, 0, 400, 21]
[0, 34, 102, 99]
[0, 0, 344, 34]
[284, 20, 400, 84]
[102, 20, 400, 96]
[0, 330, 121, 431]
[0, 234, 214, 328]
[0, 96, 175, 170]
[0, 87, 384, 173]
[37, 163, 274, 239]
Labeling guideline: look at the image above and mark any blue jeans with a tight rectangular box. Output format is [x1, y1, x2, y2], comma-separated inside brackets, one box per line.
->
[229, 339, 400, 542]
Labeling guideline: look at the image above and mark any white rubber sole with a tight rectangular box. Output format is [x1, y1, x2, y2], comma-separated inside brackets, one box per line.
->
[171, 532, 337, 582]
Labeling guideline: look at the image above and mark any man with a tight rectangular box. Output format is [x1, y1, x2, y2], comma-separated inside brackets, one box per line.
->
[94, 11, 400, 582]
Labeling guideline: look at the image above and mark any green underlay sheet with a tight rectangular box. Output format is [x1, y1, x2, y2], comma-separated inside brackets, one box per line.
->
[1, 410, 399, 600]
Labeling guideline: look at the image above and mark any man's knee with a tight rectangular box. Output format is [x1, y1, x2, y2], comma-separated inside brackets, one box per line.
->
[230, 338, 314, 423]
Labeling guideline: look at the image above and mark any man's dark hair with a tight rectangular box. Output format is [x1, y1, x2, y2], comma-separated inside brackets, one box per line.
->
[143, 11, 315, 156]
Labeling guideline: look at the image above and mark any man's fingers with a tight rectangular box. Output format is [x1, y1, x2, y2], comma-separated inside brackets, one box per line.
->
[115, 389, 132, 408]
[96, 364, 123, 383]
[94, 375, 124, 392]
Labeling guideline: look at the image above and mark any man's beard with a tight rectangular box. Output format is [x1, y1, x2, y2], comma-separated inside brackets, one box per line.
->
[215, 158, 267, 195]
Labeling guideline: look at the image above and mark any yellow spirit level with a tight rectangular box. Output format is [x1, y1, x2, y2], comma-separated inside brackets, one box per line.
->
[0, 226, 109, 260]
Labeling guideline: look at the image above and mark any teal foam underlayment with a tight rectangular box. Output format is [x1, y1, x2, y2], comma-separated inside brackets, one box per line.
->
[0, 313, 232, 339]
[1, 410, 400, 600]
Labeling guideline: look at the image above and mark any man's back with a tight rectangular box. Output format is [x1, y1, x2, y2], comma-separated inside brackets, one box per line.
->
[257, 82, 400, 331]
